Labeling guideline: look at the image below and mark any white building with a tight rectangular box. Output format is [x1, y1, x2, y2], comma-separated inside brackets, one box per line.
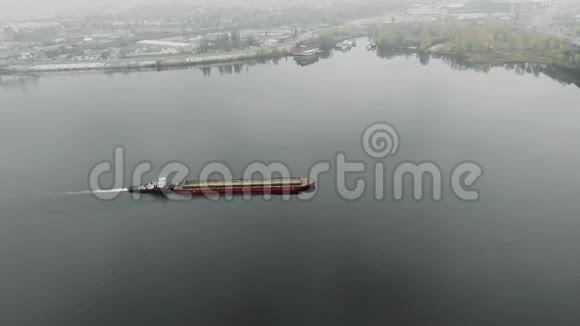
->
[188, 36, 203, 48]
[449, 12, 489, 20]
[136, 40, 194, 53]
[407, 5, 447, 16]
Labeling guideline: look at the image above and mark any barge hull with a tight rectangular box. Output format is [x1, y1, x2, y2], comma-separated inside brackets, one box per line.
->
[172, 184, 313, 194]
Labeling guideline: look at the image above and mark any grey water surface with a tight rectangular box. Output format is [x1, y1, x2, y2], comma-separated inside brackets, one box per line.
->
[1, 44, 580, 325]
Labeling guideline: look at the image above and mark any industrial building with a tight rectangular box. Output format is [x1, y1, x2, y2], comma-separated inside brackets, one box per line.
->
[136, 40, 195, 53]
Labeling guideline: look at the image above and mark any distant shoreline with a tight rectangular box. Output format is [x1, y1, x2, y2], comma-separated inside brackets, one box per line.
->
[384, 44, 580, 72]
[0, 49, 291, 75]
[427, 46, 578, 69]
[375, 22, 580, 72]
[4, 35, 579, 77]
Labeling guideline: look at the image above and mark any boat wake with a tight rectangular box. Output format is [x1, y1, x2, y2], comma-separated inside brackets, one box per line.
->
[58, 188, 129, 196]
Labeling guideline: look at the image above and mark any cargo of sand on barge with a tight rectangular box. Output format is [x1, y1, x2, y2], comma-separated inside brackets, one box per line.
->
[172, 177, 315, 194]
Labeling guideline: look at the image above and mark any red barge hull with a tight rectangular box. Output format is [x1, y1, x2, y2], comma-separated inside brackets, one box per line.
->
[171, 177, 315, 194]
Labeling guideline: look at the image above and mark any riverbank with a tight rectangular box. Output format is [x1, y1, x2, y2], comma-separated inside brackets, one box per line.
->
[376, 22, 580, 70]
[429, 46, 579, 69]
[0, 48, 290, 74]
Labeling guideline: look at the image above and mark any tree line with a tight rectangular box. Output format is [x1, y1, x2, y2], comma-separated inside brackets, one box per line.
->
[376, 22, 580, 69]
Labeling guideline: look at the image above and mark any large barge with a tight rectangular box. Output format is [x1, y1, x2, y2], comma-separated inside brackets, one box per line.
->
[128, 177, 315, 195]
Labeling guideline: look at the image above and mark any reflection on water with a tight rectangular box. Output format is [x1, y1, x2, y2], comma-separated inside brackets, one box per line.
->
[4, 45, 580, 89]
[294, 55, 320, 67]
[0, 58, 288, 87]
[2, 37, 580, 326]
[376, 46, 580, 88]
[0, 74, 40, 92]
[293, 49, 336, 67]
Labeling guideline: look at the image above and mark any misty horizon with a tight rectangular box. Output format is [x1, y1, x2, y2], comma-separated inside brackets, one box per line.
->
[0, 0, 344, 20]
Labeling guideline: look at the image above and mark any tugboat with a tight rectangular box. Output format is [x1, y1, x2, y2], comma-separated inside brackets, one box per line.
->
[127, 177, 170, 194]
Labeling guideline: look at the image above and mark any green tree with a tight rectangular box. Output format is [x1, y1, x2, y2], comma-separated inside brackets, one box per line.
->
[419, 27, 432, 50]
[230, 30, 240, 46]
[199, 38, 209, 53]
[318, 33, 336, 50]
[512, 35, 524, 50]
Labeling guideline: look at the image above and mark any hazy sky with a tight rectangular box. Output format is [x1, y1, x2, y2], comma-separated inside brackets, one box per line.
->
[1, 0, 105, 19]
[0, 0, 333, 20]
[0, 0, 209, 19]
[0, 0, 297, 20]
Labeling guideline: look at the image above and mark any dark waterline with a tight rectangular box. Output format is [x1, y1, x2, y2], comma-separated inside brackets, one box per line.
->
[1, 44, 580, 325]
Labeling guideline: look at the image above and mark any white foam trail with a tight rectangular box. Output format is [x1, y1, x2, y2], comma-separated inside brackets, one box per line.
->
[58, 188, 128, 196]
[93, 188, 129, 194]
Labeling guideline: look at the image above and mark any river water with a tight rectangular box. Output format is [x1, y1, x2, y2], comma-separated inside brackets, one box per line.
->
[2, 43, 580, 325]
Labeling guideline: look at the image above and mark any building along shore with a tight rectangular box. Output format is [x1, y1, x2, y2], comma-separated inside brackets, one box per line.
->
[0, 41, 297, 74]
